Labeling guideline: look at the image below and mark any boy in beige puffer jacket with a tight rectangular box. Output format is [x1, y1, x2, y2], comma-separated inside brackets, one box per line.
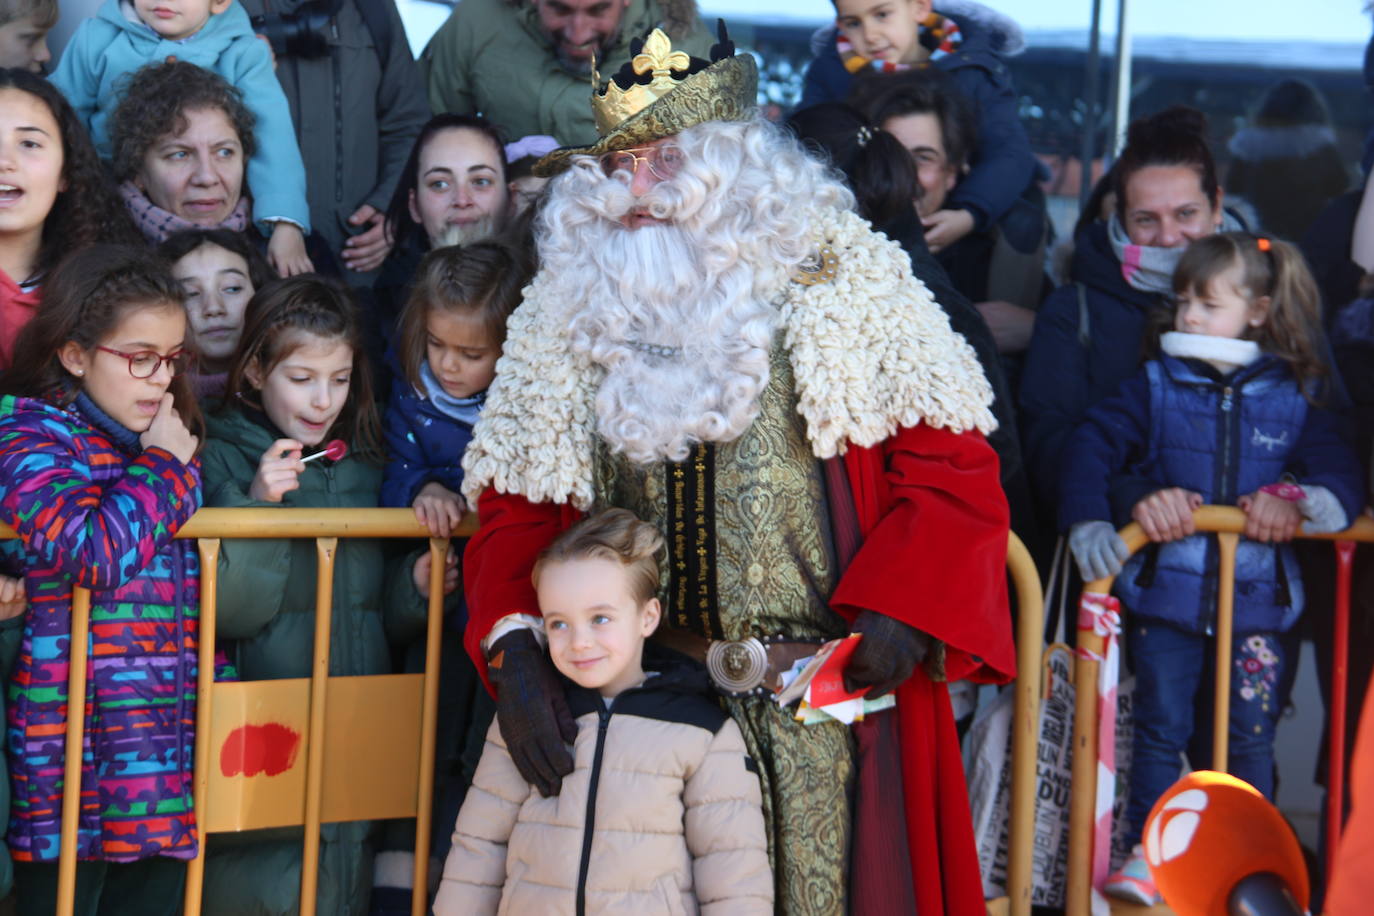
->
[435, 509, 773, 915]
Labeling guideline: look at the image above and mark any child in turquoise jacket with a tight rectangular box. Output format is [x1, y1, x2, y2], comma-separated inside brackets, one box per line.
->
[50, 0, 310, 270]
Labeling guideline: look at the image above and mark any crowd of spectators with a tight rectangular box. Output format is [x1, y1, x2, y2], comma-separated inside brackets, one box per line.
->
[0, 0, 1369, 911]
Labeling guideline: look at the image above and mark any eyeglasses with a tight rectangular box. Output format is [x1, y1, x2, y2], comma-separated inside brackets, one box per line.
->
[95, 346, 192, 379]
[599, 144, 686, 181]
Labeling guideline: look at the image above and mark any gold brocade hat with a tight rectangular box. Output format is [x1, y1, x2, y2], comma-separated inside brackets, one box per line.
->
[534, 21, 758, 177]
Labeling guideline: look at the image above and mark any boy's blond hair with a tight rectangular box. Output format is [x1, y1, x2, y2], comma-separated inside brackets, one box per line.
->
[532, 509, 664, 605]
[0, 0, 57, 28]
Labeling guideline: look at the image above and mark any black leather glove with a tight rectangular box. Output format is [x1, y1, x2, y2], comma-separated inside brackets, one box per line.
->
[488, 629, 577, 797]
[842, 610, 932, 699]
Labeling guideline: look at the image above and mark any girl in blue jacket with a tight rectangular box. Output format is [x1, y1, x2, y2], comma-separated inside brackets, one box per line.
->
[1059, 232, 1365, 905]
[372, 242, 532, 906]
[381, 241, 532, 537]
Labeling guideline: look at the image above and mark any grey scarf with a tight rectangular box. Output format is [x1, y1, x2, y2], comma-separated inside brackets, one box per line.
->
[1107, 210, 1245, 295]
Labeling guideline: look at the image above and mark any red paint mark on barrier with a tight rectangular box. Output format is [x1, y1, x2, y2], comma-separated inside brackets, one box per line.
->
[220, 723, 301, 777]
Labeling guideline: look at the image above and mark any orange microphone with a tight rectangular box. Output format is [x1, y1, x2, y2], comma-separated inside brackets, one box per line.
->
[1142, 771, 1308, 916]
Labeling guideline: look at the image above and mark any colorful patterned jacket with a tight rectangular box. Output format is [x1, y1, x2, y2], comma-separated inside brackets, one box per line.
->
[0, 393, 202, 863]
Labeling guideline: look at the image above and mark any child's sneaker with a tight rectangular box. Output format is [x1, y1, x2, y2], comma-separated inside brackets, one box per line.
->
[1105, 844, 1160, 905]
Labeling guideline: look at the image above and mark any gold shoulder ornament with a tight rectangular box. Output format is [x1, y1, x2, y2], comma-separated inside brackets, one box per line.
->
[791, 246, 840, 287]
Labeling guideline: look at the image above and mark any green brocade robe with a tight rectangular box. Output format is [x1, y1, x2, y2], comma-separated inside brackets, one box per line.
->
[595, 346, 854, 915]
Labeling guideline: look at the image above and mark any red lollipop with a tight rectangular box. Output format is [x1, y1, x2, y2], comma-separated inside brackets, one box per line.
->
[301, 439, 348, 464]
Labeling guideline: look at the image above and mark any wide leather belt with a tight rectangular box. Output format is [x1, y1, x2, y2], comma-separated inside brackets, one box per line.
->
[653, 627, 827, 698]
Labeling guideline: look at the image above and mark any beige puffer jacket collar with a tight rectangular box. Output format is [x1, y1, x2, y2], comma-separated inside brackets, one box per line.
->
[436, 663, 773, 915]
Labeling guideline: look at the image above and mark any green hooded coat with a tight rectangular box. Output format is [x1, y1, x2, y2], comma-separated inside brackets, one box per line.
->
[198, 407, 432, 916]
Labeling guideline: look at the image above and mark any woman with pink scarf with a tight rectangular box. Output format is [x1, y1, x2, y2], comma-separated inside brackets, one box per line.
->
[107, 60, 336, 275]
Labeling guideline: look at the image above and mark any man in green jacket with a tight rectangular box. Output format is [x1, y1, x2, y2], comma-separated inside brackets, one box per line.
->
[420, 0, 711, 146]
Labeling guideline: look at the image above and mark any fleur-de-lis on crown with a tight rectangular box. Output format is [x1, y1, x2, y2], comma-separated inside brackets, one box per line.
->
[632, 29, 691, 82]
[591, 28, 695, 136]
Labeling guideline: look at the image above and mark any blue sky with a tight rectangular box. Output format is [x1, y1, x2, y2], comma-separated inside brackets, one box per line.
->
[700, 0, 1370, 42]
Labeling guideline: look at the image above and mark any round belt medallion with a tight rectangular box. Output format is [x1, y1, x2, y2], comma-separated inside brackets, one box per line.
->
[706, 637, 768, 693]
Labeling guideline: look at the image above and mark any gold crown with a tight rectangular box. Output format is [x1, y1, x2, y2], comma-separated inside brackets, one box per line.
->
[534, 22, 758, 177]
[591, 30, 692, 136]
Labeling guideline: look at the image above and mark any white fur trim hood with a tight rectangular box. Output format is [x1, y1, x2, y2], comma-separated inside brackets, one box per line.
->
[461, 207, 998, 510]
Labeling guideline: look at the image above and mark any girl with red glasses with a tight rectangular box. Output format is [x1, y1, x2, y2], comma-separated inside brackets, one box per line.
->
[0, 244, 205, 914]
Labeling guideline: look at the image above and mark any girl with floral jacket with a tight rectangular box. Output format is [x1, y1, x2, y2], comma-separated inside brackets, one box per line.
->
[1059, 233, 1364, 905]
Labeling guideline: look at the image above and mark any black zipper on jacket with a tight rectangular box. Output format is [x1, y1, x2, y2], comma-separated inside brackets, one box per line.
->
[1202, 383, 1241, 634]
[575, 704, 612, 916]
[1220, 384, 1242, 505]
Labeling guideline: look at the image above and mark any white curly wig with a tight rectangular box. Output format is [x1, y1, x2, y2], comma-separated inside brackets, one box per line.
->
[535, 116, 854, 465]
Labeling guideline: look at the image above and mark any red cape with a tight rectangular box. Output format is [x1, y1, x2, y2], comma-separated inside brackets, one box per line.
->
[464, 422, 1015, 915]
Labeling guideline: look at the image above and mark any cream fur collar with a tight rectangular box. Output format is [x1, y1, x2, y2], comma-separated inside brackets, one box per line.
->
[461, 207, 997, 510]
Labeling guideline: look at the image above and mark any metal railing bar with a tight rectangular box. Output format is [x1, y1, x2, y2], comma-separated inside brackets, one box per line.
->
[1066, 606, 1102, 916]
[1006, 532, 1045, 916]
[299, 538, 338, 916]
[1212, 532, 1239, 770]
[56, 587, 92, 916]
[412, 537, 447, 916]
[0, 508, 477, 541]
[1328, 539, 1356, 892]
[183, 538, 221, 915]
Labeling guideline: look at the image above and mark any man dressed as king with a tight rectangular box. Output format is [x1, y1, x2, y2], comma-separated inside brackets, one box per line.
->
[459, 24, 1016, 915]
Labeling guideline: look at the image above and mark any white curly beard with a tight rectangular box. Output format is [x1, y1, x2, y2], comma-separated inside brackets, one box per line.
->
[538, 189, 780, 464]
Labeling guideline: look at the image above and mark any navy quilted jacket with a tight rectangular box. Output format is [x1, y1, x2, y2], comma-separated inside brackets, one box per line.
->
[380, 359, 478, 509]
[1059, 354, 1364, 634]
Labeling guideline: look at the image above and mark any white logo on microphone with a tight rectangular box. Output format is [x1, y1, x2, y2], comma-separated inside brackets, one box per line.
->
[1144, 787, 1210, 867]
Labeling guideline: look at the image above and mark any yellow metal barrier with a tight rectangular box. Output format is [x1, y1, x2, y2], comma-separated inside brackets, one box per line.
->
[3, 513, 1040, 915]
[1065, 508, 1374, 914]
[1004, 532, 1046, 916]
[1, 508, 478, 916]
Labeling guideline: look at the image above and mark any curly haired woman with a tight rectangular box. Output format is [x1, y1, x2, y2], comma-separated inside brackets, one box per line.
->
[108, 62, 336, 277]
